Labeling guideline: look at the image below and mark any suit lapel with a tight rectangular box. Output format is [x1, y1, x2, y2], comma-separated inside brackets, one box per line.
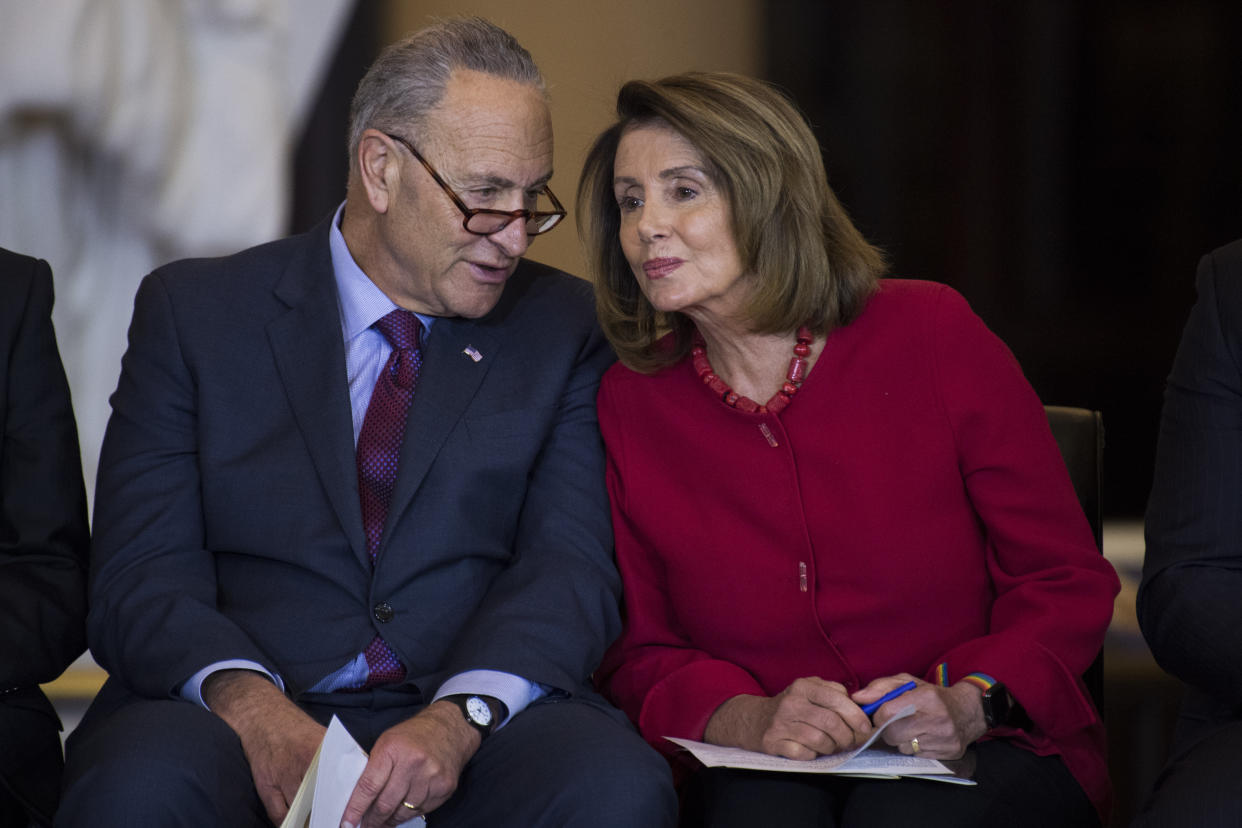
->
[266, 226, 369, 568]
[380, 316, 501, 552]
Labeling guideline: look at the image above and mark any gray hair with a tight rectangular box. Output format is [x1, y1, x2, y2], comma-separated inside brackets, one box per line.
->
[346, 17, 546, 172]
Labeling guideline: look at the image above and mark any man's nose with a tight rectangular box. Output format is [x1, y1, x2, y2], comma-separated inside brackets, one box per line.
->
[489, 214, 531, 258]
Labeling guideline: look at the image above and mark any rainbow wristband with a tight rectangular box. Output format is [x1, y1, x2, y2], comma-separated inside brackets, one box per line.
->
[933, 664, 997, 691]
[961, 672, 997, 692]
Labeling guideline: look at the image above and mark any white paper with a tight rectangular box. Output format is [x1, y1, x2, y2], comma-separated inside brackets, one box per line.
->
[665, 704, 975, 785]
[280, 716, 428, 828]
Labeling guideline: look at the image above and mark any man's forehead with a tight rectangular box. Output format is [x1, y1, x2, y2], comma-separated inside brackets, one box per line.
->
[413, 71, 553, 184]
[424, 70, 550, 143]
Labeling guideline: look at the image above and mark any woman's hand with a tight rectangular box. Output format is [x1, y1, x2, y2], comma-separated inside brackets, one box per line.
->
[851, 673, 988, 760]
[703, 677, 873, 760]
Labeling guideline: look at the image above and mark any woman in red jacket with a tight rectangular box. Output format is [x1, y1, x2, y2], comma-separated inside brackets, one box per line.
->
[578, 72, 1119, 828]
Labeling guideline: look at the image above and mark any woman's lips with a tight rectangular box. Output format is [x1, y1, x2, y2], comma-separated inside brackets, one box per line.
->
[642, 258, 683, 279]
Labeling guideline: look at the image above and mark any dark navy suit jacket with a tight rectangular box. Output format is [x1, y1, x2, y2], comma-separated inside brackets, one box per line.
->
[1141, 238, 1242, 749]
[87, 216, 620, 710]
[0, 249, 89, 826]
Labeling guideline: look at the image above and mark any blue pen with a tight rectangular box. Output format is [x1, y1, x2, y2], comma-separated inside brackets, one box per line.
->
[860, 680, 917, 716]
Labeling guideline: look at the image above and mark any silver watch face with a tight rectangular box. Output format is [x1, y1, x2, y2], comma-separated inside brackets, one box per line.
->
[465, 696, 493, 727]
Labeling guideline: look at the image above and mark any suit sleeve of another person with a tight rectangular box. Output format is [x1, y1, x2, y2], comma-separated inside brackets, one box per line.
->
[435, 280, 623, 695]
[0, 253, 89, 687]
[1139, 241, 1242, 707]
[927, 285, 1119, 740]
[87, 273, 280, 697]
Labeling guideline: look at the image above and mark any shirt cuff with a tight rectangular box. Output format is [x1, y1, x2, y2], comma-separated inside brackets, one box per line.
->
[180, 660, 286, 709]
[433, 670, 547, 729]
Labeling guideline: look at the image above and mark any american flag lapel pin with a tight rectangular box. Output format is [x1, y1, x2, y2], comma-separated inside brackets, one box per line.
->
[463, 345, 483, 363]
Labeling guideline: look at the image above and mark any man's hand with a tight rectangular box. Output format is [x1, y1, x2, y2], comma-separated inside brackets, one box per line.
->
[703, 677, 873, 760]
[203, 669, 325, 825]
[340, 699, 481, 828]
[853, 672, 988, 760]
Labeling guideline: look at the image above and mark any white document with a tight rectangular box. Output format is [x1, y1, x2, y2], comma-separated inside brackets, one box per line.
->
[280, 716, 428, 828]
[666, 705, 975, 785]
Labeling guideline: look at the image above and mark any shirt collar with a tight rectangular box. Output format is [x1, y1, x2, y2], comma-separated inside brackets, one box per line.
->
[329, 202, 435, 340]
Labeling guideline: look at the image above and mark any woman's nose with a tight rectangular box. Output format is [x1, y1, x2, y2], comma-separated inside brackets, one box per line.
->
[636, 203, 670, 242]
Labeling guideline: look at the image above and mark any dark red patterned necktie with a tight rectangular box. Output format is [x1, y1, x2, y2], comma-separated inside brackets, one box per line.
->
[355, 309, 422, 687]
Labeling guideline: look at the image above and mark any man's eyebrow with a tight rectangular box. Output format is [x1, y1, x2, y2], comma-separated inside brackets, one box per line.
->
[463, 172, 554, 189]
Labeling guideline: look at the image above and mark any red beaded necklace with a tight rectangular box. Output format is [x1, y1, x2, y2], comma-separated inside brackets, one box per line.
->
[691, 325, 814, 415]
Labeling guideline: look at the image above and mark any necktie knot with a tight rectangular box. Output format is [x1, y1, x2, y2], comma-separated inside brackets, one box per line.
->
[374, 309, 421, 352]
[374, 310, 421, 389]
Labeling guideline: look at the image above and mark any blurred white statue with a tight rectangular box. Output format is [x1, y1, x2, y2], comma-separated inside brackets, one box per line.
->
[0, 0, 353, 503]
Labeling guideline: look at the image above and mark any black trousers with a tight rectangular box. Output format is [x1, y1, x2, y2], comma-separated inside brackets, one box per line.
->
[1132, 719, 1242, 828]
[0, 786, 32, 828]
[680, 740, 1098, 828]
[56, 681, 677, 828]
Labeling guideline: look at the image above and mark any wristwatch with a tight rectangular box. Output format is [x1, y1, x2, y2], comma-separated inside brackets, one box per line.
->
[980, 682, 1029, 729]
[442, 694, 503, 739]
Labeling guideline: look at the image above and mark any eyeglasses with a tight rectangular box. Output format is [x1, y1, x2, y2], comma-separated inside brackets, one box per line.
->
[383, 132, 566, 236]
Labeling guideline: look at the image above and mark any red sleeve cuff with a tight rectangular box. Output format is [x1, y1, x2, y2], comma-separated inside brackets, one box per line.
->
[638, 659, 766, 748]
[933, 634, 1098, 738]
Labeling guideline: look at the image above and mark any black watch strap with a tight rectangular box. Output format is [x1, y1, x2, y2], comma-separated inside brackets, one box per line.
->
[981, 682, 1030, 729]
[981, 682, 1008, 728]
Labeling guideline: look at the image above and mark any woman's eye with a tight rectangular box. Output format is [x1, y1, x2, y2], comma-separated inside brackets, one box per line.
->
[674, 186, 698, 200]
[618, 196, 642, 211]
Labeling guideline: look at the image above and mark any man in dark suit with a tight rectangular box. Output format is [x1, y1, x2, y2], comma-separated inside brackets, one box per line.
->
[1136, 238, 1242, 827]
[57, 18, 675, 828]
[0, 248, 89, 828]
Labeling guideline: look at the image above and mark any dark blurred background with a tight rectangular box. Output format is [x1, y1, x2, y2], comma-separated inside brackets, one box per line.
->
[765, 0, 1242, 519]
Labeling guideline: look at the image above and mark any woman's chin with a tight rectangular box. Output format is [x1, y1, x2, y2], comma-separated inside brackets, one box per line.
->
[642, 291, 688, 316]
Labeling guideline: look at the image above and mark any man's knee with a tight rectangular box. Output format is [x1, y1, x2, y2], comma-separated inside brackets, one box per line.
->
[58, 697, 264, 827]
[450, 698, 677, 827]
[1136, 722, 1242, 828]
[60, 741, 201, 825]
[550, 720, 676, 823]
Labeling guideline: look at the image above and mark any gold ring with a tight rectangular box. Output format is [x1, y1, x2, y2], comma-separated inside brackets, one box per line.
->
[402, 801, 419, 811]
[910, 737, 920, 754]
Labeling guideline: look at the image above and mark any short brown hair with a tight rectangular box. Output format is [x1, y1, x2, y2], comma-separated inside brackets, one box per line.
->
[578, 72, 885, 372]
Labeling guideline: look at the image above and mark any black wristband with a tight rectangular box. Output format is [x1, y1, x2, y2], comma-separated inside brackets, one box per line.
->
[981, 682, 1030, 729]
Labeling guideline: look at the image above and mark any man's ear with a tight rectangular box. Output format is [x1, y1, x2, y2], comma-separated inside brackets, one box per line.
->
[357, 129, 401, 214]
